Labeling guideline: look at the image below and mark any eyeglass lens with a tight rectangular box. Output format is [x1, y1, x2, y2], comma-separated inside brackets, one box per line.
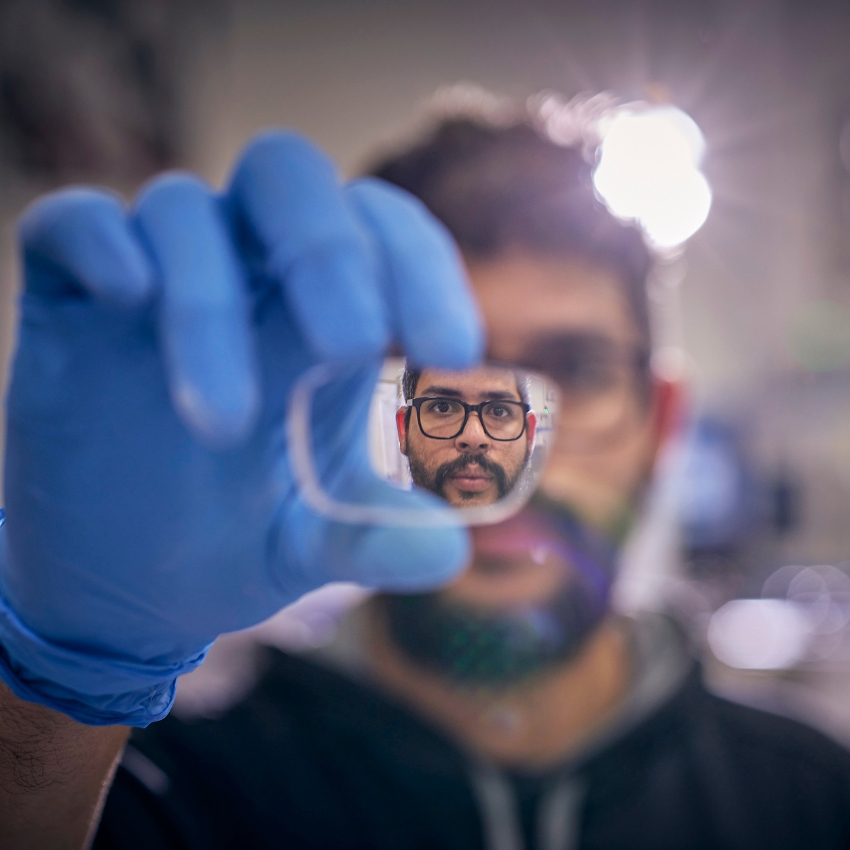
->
[418, 399, 526, 440]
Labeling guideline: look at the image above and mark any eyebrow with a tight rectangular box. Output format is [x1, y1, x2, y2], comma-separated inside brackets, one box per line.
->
[518, 331, 622, 367]
[417, 385, 521, 401]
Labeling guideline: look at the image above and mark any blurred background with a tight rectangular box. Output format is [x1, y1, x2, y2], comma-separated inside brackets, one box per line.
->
[1, 0, 849, 739]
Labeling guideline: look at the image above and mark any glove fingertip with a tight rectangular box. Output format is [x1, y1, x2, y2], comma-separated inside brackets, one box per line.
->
[20, 188, 154, 306]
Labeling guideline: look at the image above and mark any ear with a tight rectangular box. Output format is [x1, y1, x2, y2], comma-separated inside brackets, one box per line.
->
[525, 410, 538, 453]
[396, 407, 409, 456]
[649, 377, 687, 462]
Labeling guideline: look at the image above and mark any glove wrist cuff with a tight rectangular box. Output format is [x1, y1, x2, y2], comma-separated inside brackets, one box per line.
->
[0, 590, 209, 726]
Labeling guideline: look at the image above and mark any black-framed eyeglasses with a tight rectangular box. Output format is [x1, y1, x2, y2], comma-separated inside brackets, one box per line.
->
[409, 397, 531, 441]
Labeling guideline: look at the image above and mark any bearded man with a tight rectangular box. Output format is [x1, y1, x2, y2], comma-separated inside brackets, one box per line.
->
[87, 106, 850, 849]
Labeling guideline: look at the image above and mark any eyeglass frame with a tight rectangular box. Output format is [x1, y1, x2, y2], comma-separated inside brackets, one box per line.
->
[407, 396, 532, 442]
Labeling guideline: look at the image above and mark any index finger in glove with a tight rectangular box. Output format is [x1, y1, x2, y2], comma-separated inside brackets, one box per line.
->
[18, 188, 154, 307]
[225, 131, 389, 361]
[345, 178, 484, 370]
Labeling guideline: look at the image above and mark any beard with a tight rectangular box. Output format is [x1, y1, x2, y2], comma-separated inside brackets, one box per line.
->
[406, 450, 526, 502]
[377, 494, 618, 688]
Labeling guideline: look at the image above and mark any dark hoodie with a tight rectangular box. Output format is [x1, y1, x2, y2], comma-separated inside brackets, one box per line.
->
[95, 613, 850, 850]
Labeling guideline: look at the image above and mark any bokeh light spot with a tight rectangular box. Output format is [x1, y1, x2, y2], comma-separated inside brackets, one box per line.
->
[707, 598, 810, 670]
[593, 105, 712, 249]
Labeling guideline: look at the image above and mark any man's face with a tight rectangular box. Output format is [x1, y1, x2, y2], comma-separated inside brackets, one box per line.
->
[441, 252, 671, 610]
[396, 365, 536, 508]
[379, 251, 677, 686]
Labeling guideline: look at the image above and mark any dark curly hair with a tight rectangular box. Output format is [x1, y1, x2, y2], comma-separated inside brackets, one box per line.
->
[366, 97, 653, 387]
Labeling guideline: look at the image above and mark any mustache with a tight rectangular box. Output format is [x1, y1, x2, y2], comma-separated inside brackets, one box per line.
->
[433, 453, 510, 498]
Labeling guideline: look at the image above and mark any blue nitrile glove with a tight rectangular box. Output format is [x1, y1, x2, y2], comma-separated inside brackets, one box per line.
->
[0, 132, 483, 726]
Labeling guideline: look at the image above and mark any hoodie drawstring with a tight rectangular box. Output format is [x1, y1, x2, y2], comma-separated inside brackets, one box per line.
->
[470, 763, 586, 850]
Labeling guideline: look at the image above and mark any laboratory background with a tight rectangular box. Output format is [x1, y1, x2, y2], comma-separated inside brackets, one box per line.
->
[1, 0, 850, 741]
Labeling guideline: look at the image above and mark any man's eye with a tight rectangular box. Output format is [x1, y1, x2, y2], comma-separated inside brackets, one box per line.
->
[426, 400, 457, 415]
[486, 404, 516, 419]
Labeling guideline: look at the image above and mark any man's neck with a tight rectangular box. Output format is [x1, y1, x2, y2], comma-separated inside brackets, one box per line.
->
[364, 603, 631, 770]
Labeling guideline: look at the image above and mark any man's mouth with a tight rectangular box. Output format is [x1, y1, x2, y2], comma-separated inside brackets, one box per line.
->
[448, 466, 494, 492]
[427, 452, 511, 501]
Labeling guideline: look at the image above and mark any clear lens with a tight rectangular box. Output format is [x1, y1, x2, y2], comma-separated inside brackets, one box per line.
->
[288, 358, 560, 527]
[414, 397, 528, 441]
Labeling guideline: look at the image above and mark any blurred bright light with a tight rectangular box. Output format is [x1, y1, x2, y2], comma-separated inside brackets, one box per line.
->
[761, 564, 850, 662]
[707, 598, 809, 670]
[593, 105, 712, 249]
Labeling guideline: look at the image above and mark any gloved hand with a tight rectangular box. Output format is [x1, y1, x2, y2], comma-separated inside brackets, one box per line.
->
[0, 132, 483, 726]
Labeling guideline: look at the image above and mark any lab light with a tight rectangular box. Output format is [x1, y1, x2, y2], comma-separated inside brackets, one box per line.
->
[593, 105, 712, 250]
[707, 598, 810, 670]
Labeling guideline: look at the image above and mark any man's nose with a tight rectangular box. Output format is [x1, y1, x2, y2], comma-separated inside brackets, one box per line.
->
[455, 412, 492, 451]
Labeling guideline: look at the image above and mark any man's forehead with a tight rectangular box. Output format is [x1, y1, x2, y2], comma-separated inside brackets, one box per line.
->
[466, 253, 641, 362]
[416, 366, 521, 399]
